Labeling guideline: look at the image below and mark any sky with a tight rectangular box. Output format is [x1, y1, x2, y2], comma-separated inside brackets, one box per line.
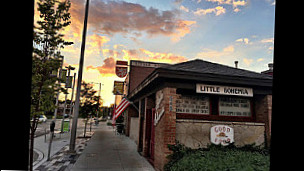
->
[34, 0, 275, 106]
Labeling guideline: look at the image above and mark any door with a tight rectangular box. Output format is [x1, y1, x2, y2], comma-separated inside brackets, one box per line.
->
[145, 109, 152, 157]
[149, 108, 155, 161]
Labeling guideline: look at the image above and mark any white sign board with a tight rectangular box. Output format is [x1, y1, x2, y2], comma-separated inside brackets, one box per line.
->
[210, 125, 234, 146]
[196, 84, 253, 97]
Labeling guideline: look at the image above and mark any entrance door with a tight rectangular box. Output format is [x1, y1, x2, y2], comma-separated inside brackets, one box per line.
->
[149, 108, 155, 161]
[145, 109, 152, 157]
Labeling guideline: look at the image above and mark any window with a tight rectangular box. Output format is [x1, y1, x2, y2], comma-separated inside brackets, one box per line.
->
[218, 97, 251, 117]
[176, 93, 254, 122]
[176, 95, 210, 114]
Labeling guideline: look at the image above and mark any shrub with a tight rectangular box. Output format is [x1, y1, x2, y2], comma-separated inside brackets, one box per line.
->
[165, 142, 270, 171]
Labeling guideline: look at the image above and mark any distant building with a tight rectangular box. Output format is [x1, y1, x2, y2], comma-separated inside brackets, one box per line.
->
[123, 59, 272, 171]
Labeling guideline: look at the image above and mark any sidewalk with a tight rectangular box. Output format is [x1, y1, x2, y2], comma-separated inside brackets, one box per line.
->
[69, 122, 155, 171]
[33, 119, 95, 171]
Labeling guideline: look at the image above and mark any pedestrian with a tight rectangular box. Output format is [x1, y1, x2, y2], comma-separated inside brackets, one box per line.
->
[94, 117, 99, 125]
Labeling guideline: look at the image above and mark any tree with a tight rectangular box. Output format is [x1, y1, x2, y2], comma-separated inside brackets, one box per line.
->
[30, 0, 72, 170]
[79, 81, 101, 137]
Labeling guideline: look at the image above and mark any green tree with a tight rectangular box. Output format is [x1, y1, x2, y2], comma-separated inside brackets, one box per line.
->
[79, 81, 101, 137]
[30, 0, 72, 170]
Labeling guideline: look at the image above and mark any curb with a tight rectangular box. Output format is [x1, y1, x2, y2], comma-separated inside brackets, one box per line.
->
[33, 148, 44, 167]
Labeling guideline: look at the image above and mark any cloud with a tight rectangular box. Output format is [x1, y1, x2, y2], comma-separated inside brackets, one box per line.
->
[86, 57, 116, 76]
[88, 47, 187, 76]
[86, 34, 110, 55]
[206, 0, 247, 12]
[194, 6, 226, 16]
[180, 5, 189, 12]
[261, 38, 274, 44]
[223, 45, 235, 52]
[138, 48, 188, 63]
[197, 45, 234, 59]
[232, 0, 247, 8]
[243, 58, 253, 66]
[118, 48, 187, 64]
[233, 8, 240, 12]
[207, 0, 247, 8]
[171, 20, 197, 42]
[235, 38, 249, 44]
[196, 45, 239, 66]
[70, 0, 195, 42]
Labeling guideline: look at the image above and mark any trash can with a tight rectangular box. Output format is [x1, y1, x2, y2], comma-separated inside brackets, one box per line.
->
[116, 124, 124, 134]
[63, 120, 70, 132]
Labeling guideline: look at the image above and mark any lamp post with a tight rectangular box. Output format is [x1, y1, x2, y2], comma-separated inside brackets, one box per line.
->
[69, 0, 90, 153]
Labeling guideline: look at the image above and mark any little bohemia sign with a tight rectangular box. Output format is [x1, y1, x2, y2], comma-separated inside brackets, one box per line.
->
[196, 84, 253, 97]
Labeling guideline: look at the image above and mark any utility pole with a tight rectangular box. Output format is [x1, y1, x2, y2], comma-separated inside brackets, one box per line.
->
[69, 0, 90, 153]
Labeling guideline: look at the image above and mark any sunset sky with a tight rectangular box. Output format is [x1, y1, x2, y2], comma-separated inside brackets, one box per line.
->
[34, 0, 275, 106]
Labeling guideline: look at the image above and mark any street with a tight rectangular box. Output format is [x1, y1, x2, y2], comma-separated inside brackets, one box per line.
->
[32, 118, 98, 169]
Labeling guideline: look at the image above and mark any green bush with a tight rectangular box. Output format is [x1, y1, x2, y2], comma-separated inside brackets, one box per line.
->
[165, 142, 270, 171]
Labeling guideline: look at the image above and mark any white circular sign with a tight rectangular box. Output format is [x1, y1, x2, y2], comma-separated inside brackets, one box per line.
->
[210, 125, 234, 146]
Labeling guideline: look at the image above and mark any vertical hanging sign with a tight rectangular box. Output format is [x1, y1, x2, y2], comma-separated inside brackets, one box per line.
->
[115, 60, 128, 78]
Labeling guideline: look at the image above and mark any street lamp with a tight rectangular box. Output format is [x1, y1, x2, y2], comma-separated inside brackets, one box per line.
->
[69, 0, 90, 153]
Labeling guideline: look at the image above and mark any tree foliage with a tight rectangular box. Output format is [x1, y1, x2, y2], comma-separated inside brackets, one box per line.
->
[31, 0, 73, 117]
[79, 81, 101, 118]
[30, 1, 73, 170]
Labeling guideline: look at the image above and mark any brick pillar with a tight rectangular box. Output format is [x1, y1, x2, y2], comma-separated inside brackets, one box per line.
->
[154, 87, 176, 171]
[255, 95, 272, 147]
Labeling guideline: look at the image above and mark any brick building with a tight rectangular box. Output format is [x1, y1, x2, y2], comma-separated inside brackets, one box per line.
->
[123, 59, 272, 171]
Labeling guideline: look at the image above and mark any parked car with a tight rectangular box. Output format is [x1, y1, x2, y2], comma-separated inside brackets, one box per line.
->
[39, 115, 47, 122]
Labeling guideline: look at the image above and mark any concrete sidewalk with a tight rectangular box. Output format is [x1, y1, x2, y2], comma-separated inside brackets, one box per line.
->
[69, 122, 155, 171]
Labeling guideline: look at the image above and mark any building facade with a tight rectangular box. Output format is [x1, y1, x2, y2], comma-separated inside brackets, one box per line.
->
[124, 59, 272, 171]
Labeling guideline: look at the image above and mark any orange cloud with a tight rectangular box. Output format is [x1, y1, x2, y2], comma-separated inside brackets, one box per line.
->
[70, 0, 195, 41]
[134, 48, 187, 64]
[87, 47, 187, 77]
[194, 6, 226, 16]
[86, 57, 116, 76]
[172, 20, 197, 42]
[86, 34, 110, 55]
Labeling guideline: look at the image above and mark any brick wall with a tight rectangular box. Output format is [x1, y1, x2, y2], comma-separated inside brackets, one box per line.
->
[254, 95, 272, 147]
[154, 87, 177, 171]
[129, 66, 156, 94]
[126, 106, 138, 136]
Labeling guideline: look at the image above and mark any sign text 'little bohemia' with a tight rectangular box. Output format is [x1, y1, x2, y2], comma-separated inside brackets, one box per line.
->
[196, 84, 253, 97]
[210, 125, 234, 146]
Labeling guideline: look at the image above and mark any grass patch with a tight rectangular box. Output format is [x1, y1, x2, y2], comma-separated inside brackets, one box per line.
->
[164, 143, 270, 171]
